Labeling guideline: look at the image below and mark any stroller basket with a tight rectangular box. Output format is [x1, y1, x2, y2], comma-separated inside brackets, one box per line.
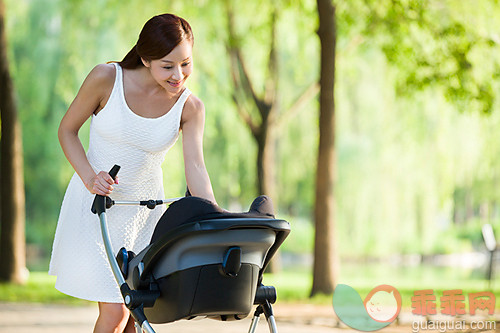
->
[92, 165, 291, 333]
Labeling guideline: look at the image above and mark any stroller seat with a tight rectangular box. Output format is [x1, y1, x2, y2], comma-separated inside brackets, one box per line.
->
[120, 195, 290, 324]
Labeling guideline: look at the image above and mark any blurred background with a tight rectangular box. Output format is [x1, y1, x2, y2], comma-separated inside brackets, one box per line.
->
[2, 0, 500, 305]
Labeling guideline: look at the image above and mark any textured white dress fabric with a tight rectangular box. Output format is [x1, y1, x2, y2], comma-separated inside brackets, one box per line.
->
[48, 62, 191, 303]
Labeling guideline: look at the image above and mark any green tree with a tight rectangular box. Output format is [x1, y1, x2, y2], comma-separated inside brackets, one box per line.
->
[366, 0, 499, 114]
[310, 0, 500, 294]
[311, 0, 338, 296]
[224, 0, 319, 202]
[0, 0, 26, 284]
[223, 0, 321, 272]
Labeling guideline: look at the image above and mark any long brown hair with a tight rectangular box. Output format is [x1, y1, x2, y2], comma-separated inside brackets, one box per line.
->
[119, 14, 193, 69]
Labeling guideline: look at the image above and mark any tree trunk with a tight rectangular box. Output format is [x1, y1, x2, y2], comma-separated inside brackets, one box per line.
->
[256, 120, 276, 200]
[0, 0, 27, 284]
[256, 121, 281, 272]
[225, 0, 283, 272]
[310, 0, 338, 296]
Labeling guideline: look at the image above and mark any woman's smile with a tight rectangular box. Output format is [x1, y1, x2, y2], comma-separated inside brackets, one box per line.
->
[167, 79, 183, 88]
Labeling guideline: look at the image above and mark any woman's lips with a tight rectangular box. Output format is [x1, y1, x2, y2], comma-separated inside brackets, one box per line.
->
[168, 80, 182, 87]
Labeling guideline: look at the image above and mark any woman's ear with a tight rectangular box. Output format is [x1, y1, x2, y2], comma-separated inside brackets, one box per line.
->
[141, 57, 151, 68]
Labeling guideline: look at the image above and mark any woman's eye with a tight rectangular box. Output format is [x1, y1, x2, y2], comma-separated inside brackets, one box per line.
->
[163, 66, 173, 70]
[181, 62, 190, 67]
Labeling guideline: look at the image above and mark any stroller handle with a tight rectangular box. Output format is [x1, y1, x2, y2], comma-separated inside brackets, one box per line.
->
[113, 197, 183, 209]
[91, 164, 182, 213]
[108, 164, 121, 179]
[91, 165, 157, 333]
[91, 165, 121, 215]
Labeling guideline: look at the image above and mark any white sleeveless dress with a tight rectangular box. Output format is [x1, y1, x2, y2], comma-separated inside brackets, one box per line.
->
[49, 62, 191, 303]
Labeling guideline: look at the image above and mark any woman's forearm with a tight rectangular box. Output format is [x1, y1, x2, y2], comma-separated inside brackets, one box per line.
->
[58, 126, 96, 187]
[185, 162, 216, 204]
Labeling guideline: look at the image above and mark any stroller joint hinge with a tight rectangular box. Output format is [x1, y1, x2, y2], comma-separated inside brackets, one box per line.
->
[121, 283, 160, 310]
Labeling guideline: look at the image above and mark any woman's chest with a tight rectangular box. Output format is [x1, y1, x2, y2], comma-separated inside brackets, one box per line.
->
[91, 103, 181, 153]
[124, 90, 176, 119]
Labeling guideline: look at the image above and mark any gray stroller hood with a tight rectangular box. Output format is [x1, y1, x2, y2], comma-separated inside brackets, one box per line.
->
[122, 195, 290, 324]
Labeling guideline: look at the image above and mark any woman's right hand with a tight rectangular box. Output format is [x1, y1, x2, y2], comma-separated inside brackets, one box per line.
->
[85, 171, 119, 195]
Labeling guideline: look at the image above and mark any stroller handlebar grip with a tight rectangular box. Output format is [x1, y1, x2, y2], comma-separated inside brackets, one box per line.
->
[91, 165, 121, 215]
[108, 164, 121, 180]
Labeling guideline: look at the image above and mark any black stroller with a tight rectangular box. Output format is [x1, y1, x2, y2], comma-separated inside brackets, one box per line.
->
[91, 166, 291, 333]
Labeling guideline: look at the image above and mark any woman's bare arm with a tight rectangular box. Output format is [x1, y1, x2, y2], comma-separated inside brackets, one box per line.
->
[180, 95, 216, 204]
[58, 64, 117, 195]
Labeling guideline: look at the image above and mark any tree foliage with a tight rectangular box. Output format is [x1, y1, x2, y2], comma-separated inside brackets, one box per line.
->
[361, 0, 500, 114]
[2, 0, 500, 272]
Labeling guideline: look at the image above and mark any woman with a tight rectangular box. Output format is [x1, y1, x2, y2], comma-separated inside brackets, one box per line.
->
[49, 14, 216, 332]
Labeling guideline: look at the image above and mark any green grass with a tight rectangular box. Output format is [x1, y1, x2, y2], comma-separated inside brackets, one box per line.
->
[0, 272, 91, 305]
[2, 267, 500, 310]
[263, 265, 500, 310]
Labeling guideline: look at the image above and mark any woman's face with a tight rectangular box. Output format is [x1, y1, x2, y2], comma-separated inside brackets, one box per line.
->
[144, 38, 193, 94]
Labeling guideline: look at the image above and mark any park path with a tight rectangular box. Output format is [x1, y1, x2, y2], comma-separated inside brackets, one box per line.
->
[0, 302, 341, 333]
[1, 302, 499, 332]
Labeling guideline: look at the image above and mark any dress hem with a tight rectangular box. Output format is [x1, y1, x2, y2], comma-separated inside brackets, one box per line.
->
[53, 275, 124, 304]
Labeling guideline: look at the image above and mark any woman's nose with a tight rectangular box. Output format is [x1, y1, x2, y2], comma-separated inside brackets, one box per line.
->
[172, 66, 182, 80]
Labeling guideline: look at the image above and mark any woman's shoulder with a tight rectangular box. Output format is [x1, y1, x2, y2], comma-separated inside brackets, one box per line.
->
[86, 63, 116, 85]
[184, 92, 204, 113]
[181, 92, 204, 125]
[78, 63, 116, 99]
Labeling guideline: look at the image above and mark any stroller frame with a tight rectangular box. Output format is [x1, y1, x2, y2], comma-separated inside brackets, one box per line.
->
[91, 165, 288, 333]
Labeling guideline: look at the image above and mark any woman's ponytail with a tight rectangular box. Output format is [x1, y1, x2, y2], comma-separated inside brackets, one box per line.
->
[119, 45, 143, 69]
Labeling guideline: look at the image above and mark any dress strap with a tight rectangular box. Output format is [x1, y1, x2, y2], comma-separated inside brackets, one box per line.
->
[111, 62, 123, 88]
[177, 88, 192, 116]
[111, 61, 120, 72]
[178, 88, 192, 107]
[106, 62, 122, 104]
[170, 88, 191, 129]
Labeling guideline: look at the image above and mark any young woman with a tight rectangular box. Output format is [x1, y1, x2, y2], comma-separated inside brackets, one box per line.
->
[49, 14, 216, 332]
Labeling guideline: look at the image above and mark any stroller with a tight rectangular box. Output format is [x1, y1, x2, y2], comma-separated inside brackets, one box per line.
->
[91, 165, 291, 333]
